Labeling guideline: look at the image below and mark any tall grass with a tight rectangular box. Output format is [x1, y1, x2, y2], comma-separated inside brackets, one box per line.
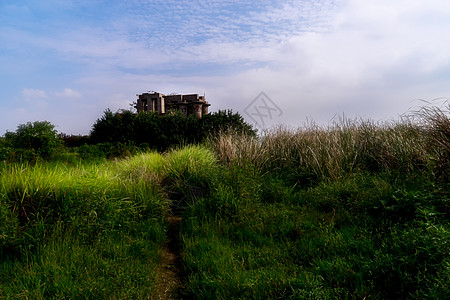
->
[0, 159, 167, 298]
[0, 145, 220, 297]
[115, 145, 218, 212]
[1, 105, 448, 298]
[411, 101, 450, 181]
[182, 104, 449, 298]
[207, 104, 449, 185]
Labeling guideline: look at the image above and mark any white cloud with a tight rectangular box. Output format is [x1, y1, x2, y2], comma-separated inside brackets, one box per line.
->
[2, 0, 450, 135]
[72, 0, 450, 129]
[55, 88, 82, 98]
[21, 88, 47, 99]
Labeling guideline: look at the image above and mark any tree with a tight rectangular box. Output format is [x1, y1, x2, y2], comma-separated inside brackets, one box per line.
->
[5, 121, 62, 159]
[90, 109, 137, 144]
[201, 110, 257, 137]
[89, 109, 256, 151]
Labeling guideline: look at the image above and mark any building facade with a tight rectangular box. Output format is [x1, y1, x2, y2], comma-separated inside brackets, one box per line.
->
[135, 92, 210, 118]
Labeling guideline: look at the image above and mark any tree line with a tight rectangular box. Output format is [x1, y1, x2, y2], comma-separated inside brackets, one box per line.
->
[0, 109, 256, 162]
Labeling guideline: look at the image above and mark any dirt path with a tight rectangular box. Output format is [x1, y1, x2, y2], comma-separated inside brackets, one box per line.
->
[152, 216, 183, 299]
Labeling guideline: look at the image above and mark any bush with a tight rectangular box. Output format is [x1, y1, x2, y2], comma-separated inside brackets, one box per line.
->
[202, 109, 257, 137]
[3, 121, 62, 161]
[0, 145, 14, 162]
[59, 133, 90, 148]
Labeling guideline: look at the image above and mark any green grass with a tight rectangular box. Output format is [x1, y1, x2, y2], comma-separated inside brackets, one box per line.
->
[1, 224, 164, 298]
[0, 159, 167, 298]
[183, 105, 449, 298]
[0, 145, 219, 298]
[1, 105, 449, 298]
[179, 171, 449, 299]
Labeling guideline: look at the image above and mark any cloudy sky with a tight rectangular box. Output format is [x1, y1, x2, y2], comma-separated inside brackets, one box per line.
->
[1, 0, 449, 134]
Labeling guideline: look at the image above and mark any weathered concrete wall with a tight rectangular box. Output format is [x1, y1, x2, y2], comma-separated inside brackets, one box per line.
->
[136, 92, 210, 118]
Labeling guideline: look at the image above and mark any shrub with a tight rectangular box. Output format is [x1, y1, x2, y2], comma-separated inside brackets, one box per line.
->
[77, 144, 107, 161]
[3, 121, 62, 161]
[59, 133, 90, 148]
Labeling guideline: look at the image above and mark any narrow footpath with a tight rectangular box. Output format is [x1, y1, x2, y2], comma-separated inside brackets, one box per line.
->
[152, 216, 183, 299]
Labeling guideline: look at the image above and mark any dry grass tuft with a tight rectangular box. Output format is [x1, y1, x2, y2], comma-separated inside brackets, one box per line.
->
[207, 104, 449, 184]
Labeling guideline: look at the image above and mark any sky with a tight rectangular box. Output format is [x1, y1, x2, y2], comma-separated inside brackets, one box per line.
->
[1, 0, 450, 135]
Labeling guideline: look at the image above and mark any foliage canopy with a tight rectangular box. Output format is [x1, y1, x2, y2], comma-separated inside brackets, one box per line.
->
[2, 121, 62, 160]
[90, 109, 256, 151]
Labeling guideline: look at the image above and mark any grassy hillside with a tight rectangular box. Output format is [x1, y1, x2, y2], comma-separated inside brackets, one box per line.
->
[185, 105, 448, 298]
[1, 105, 449, 298]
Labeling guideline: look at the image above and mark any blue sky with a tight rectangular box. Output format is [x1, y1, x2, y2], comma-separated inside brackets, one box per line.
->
[1, 0, 450, 134]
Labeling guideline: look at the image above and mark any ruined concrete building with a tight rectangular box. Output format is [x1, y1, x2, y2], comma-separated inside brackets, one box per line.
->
[135, 91, 210, 118]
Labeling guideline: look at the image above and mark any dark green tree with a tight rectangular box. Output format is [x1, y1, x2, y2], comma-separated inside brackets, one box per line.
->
[4, 121, 62, 159]
[90, 109, 136, 144]
[89, 109, 256, 151]
[201, 110, 257, 137]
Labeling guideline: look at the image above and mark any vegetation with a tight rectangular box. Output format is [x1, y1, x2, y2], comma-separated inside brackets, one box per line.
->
[0, 109, 255, 163]
[179, 103, 449, 298]
[90, 109, 256, 151]
[0, 160, 167, 298]
[1, 121, 63, 162]
[0, 104, 448, 298]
